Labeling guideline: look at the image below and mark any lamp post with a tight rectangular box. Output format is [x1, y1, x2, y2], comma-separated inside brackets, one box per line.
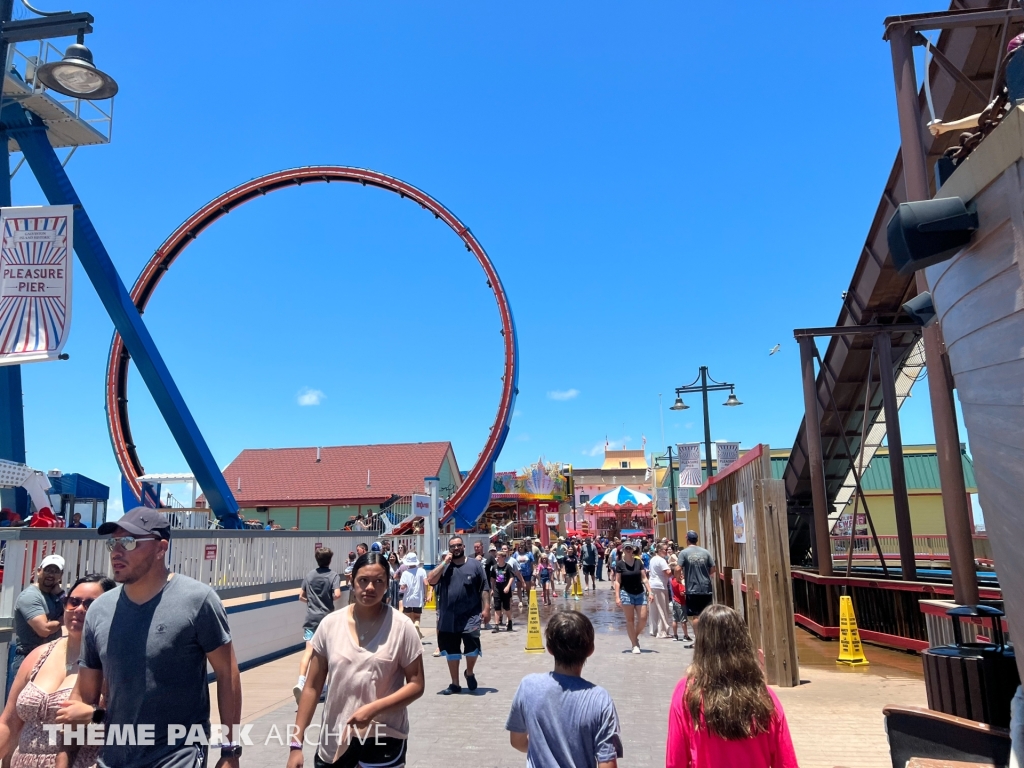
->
[669, 366, 742, 479]
[0, 0, 117, 516]
[561, 464, 575, 531]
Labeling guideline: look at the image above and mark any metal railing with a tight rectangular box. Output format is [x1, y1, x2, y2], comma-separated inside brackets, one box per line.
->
[829, 534, 992, 564]
[166, 510, 211, 529]
[0, 529, 373, 622]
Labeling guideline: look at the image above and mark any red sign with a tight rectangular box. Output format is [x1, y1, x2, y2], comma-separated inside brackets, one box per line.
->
[315, 542, 322, 550]
[204, 544, 217, 560]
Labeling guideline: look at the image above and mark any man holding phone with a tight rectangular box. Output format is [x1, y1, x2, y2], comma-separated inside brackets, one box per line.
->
[426, 536, 490, 695]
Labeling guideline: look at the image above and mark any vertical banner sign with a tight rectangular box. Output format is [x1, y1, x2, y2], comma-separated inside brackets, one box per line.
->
[411, 494, 431, 522]
[716, 442, 740, 472]
[732, 501, 747, 543]
[0, 205, 74, 365]
[655, 487, 670, 513]
[676, 443, 703, 487]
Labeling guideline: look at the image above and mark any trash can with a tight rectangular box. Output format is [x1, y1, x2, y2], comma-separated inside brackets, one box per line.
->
[922, 605, 1019, 728]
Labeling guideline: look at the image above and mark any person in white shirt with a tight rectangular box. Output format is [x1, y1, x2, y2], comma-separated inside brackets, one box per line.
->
[647, 543, 673, 639]
[397, 552, 427, 640]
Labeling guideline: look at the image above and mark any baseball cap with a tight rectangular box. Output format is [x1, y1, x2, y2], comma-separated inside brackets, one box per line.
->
[98, 507, 171, 540]
[622, 541, 636, 550]
[39, 554, 64, 571]
[370, 542, 382, 552]
[488, 544, 497, 551]
[686, 530, 698, 543]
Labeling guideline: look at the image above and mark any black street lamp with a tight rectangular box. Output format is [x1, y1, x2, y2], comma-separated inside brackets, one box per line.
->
[669, 366, 742, 479]
[1, 1, 119, 99]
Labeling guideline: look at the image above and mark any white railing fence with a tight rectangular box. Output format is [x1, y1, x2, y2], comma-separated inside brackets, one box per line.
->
[0, 529, 374, 621]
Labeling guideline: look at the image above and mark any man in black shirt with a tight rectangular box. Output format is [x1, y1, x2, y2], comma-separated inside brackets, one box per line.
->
[426, 537, 491, 694]
[562, 548, 580, 600]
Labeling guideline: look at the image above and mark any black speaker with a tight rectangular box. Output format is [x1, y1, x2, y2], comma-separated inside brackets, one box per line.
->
[887, 197, 978, 276]
[902, 291, 937, 326]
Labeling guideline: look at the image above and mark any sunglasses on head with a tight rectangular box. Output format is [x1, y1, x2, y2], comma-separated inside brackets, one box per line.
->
[66, 596, 96, 609]
[105, 535, 160, 552]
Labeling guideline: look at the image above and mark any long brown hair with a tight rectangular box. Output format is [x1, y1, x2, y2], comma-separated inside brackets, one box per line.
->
[684, 604, 774, 740]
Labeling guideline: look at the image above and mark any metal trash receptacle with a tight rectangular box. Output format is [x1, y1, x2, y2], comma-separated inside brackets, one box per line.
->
[922, 605, 1019, 728]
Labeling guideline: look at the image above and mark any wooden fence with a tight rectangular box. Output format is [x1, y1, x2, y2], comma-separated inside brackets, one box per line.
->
[697, 444, 799, 687]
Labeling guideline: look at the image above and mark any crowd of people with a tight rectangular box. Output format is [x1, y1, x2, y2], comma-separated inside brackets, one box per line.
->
[0, 513, 803, 768]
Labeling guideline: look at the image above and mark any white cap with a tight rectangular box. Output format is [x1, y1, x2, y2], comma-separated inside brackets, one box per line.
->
[39, 554, 64, 571]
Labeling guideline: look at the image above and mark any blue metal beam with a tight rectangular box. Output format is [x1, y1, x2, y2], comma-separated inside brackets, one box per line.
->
[0, 118, 28, 517]
[2, 105, 242, 525]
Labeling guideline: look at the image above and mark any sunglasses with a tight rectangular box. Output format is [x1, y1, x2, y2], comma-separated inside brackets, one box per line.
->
[449, 544, 464, 550]
[66, 596, 96, 609]
[105, 535, 160, 552]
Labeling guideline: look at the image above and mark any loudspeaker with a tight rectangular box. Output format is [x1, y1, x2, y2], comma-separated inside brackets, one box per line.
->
[887, 197, 978, 276]
[902, 291, 937, 326]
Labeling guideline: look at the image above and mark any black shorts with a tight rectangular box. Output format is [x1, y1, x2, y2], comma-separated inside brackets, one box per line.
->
[314, 737, 407, 768]
[564, 569, 578, 579]
[493, 589, 511, 611]
[437, 630, 482, 660]
[403, 607, 422, 616]
[582, 564, 595, 576]
[686, 593, 713, 617]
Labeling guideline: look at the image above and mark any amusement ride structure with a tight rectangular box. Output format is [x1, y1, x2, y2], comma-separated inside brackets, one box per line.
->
[107, 168, 519, 530]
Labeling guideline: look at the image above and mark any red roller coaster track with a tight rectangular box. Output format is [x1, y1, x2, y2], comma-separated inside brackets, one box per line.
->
[106, 166, 518, 520]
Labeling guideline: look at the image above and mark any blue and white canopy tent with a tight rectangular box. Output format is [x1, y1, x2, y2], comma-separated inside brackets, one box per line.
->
[587, 485, 652, 507]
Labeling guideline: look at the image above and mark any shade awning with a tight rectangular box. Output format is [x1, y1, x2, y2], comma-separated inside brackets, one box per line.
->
[586, 485, 651, 507]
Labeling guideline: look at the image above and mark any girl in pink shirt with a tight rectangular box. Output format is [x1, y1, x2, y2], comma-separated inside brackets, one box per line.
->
[666, 604, 798, 768]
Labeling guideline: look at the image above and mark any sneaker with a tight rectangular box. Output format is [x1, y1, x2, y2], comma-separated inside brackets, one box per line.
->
[464, 672, 478, 691]
[631, 645, 641, 655]
[443, 683, 462, 695]
[432, 649, 442, 657]
[507, 618, 513, 631]
[683, 640, 694, 648]
[292, 683, 303, 705]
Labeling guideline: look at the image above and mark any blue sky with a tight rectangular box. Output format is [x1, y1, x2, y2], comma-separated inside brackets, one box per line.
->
[10, 0, 964, 514]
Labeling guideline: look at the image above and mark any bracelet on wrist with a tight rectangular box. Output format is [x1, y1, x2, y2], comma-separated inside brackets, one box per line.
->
[289, 741, 303, 750]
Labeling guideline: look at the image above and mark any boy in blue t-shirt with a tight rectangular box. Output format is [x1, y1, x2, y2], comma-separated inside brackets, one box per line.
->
[506, 612, 622, 768]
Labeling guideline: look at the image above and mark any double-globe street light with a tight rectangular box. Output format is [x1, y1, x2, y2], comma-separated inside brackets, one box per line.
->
[669, 366, 742, 480]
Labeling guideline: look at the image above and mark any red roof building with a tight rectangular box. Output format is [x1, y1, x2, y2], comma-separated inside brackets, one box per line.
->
[201, 442, 462, 530]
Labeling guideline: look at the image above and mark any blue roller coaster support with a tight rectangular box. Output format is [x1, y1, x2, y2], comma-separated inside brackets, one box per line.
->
[2, 104, 243, 527]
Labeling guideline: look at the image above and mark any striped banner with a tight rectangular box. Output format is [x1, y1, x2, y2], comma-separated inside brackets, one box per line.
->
[0, 206, 74, 365]
[676, 443, 703, 487]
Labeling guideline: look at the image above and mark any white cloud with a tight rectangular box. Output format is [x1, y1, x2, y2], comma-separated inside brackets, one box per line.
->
[584, 436, 631, 456]
[297, 387, 326, 406]
[547, 388, 579, 401]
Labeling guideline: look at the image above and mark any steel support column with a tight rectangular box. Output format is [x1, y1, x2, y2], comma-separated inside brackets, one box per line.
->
[798, 337, 832, 576]
[0, 105, 242, 525]
[876, 333, 916, 581]
[889, 27, 978, 602]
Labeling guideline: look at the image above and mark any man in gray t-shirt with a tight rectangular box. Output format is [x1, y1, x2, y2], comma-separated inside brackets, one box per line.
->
[10, 554, 65, 694]
[679, 532, 716, 595]
[293, 548, 342, 703]
[60, 507, 241, 768]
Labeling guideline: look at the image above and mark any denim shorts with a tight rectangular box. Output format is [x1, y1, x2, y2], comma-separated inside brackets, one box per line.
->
[619, 590, 647, 606]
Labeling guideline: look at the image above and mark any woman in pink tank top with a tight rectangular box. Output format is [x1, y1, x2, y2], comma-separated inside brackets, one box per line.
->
[0, 574, 115, 768]
[666, 604, 799, 768]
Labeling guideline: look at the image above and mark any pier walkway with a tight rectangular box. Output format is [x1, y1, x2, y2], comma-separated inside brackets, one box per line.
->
[216, 585, 926, 768]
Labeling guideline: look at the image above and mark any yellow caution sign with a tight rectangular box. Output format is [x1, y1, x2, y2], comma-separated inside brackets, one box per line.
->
[836, 595, 869, 666]
[525, 588, 545, 653]
[424, 583, 436, 611]
[571, 575, 582, 599]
